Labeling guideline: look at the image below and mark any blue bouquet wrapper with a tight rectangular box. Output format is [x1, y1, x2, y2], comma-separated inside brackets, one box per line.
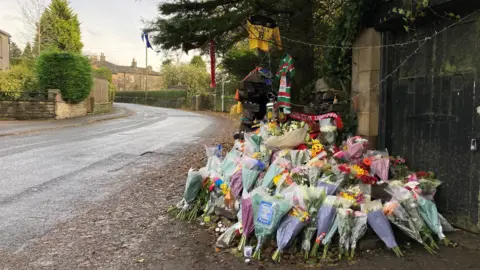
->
[367, 210, 398, 249]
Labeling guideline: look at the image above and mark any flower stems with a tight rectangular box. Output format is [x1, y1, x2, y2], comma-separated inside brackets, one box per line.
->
[322, 243, 330, 259]
[237, 235, 247, 251]
[392, 247, 403, 257]
[309, 242, 320, 258]
[272, 249, 281, 262]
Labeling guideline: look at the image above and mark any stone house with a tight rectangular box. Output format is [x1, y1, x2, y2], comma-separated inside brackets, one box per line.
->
[91, 53, 165, 91]
[0, 29, 11, 71]
[353, 0, 480, 230]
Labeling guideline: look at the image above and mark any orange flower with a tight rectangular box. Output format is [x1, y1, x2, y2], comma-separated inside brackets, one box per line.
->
[363, 157, 372, 167]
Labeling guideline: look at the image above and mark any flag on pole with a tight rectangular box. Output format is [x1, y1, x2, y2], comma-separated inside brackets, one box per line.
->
[142, 32, 161, 53]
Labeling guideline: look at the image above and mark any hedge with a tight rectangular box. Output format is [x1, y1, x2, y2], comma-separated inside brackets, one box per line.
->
[115, 90, 188, 108]
[37, 52, 93, 103]
[116, 90, 187, 99]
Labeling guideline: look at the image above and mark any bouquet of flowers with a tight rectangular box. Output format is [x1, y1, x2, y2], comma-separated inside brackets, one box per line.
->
[383, 200, 435, 254]
[242, 156, 264, 192]
[416, 194, 449, 245]
[262, 157, 290, 189]
[365, 200, 403, 257]
[310, 196, 338, 257]
[350, 211, 368, 258]
[300, 186, 326, 259]
[252, 189, 293, 260]
[317, 173, 346, 195]
[230, 168, 243, 198]
[272, 207, 310, 262]
[319, 118, 337, 145]
[337, 208, 354, 259]
[321, 214, 339, 259]
[290, 149, 310, 167]
[386, 185, 438, 249]
[175, 169, 205, 220]
[346, 136, 368, 160]
[220, 149, 242, 184]
[291, 166, 309, 186]
[237, 191, 255, 251]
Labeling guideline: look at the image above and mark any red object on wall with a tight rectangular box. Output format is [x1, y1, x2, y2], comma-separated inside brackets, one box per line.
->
[210, 41, 216, 88]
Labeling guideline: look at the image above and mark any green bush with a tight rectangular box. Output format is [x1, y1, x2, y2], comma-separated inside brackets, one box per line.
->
[37, 52, 93, 103]
[0, 64, 37, 99]
[92, 67, 112, 83]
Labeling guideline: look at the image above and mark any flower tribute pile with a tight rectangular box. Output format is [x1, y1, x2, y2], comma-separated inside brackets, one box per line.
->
[169, 118, 454, 263]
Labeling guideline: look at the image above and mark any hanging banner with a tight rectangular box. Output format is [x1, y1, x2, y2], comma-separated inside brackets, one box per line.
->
[210, 41, 216, 88]
[288, 112, 344, 129]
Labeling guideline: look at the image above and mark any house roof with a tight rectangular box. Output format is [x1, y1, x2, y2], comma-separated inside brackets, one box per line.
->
[94, 59, 161, 76]
[0, 29, 11, 37]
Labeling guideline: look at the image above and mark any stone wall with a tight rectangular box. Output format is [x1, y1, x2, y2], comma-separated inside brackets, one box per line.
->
[54, 90, 87, 119]
[0, 101, 55, 119]
[351, 28, 381, 148]
[93, 102, 113, 114]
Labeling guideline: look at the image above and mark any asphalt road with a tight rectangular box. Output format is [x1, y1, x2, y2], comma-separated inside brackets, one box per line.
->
[0, 104, 214, 249]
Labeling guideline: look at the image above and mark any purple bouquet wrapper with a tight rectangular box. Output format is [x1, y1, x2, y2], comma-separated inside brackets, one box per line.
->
[230, 169, 243, 198]
[241, 196, 254, 237]
[317, 182, 338, 196]
[276, 215, 306, 251]
[316, 205, 337, 239]
[367, 210, 398, 249]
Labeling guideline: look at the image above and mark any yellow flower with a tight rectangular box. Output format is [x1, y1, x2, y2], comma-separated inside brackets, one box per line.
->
[351, 165, 366, 177]
[273, 174, 282, 185]
[220, 183, 227, 191]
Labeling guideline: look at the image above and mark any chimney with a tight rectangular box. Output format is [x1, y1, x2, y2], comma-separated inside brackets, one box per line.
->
[100, 53, 105, 62]
[131, 58, 137, 68]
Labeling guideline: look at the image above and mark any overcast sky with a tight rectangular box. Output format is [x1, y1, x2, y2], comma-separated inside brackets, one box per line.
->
[0, 0, 196, 71]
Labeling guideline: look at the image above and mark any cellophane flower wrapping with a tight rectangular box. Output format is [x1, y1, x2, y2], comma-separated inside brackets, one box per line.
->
[272, 208, 309, 261]
[238, 191, 255, 251]
[179, 169, 204, 207]
[317, 173, 346, 195]
[299, 186, 326, 258]
[230, 168, 243, 198]
[244, 133, 262, 156]
[366, 200, 402, 257]
[418, 178, 442, 201]
[290, 149, 310, 167]
[310, 196, 337, 257]
[337, 208, 354, 258]
[220, 149, 242, 184]
[384, 200, 423, 244]
[439, 213, 454, 232]
[242, 167, 261, 193]
[308, 166, 322, 186]
[350, 211, 367, 258]
[416, 195, 446, 241]
[262, 157, 289, 189]
[370, 158, 390, 181]
[216, 222, 241, 248]
[346, 136, 368, 160]
[320, 118, 337, 145]
[321, 214, 339, 258]
[252, 190, 292, 260]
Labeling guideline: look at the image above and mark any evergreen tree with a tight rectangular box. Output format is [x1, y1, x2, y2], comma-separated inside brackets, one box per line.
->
[22, 43, 34, 59]
[35, 0, 83, 53]
[145, 0, 315, 92]
[9, 42, 23, 66]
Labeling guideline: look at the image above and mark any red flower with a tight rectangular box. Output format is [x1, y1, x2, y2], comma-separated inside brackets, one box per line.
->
[363, 157, 372, 167]
[338, 164, 351, 174]
[358, 162, 370, 171]
[359, 175, 378, 185]
[416, 171, 429, 178]
[296, 144, 308, 150]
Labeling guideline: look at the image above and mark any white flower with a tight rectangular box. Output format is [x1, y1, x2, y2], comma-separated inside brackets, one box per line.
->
[477, 106, 480, 115]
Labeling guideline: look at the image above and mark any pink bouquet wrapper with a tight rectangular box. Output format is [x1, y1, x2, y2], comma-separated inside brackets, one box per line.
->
[371, 158, 390, 181]
[346, 137, 366, 159]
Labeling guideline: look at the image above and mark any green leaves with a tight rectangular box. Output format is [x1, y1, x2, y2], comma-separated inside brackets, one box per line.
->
[37, 52, 93, 103]
[36, 0, 83, 53]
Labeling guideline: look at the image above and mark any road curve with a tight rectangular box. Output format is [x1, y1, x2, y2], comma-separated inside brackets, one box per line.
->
[0, 104, 214, 249]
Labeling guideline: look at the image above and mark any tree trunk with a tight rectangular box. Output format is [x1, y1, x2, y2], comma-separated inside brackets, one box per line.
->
[284, 0, 315, 104]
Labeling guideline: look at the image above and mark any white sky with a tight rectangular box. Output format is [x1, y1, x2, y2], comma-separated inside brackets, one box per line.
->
[0, 0, 198, 71]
